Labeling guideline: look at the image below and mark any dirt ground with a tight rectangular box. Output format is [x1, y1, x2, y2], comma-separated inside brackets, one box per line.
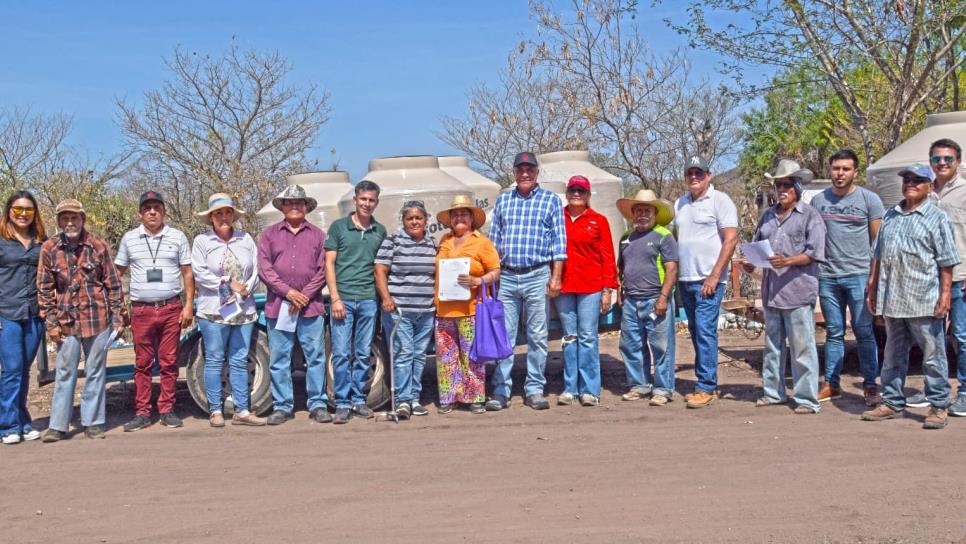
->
[2, 329, 966, 544]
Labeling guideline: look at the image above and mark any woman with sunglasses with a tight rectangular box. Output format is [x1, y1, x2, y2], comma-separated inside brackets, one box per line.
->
[0, 191, 47, 444]
[555, 175, 618, 407]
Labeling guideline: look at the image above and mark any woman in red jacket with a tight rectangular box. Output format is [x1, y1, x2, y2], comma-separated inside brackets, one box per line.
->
[555, 175, 618, 406]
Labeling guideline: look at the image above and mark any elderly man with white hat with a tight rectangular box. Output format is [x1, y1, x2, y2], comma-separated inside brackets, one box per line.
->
[615, 189, 679, 406]
[742, 159, 826, 414]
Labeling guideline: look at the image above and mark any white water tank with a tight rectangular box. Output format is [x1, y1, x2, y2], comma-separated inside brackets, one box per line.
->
[438, 156, 502, 214]
[340, 156, 474, 242]
[867, 111, 966, 208]
[256, 171, 353, 231]
[535, 150, 625, 254]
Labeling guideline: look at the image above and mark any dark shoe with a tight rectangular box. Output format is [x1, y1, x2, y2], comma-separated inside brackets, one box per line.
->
[352, 403, 373, 419]
[84, 425, 106, 439]
[817, 383, 841, 402]
[524, 394, 550, 410]
[333, 407, 351, 424]
[469, 402, 486, 414]
[863, 386, 881, 407]
[267, 410, 294, 425]
[905, 392, 929, 408]
[411, 403, 429, 416]
[862, 403, 901, 421]
[923, 407, 948, 430]
[159, 412, 183, 428]
[310, 407, 333, 424]
[42, 429, 66, 443]
[485, 396, 509, 411]
[437, 403, 455, 414]
[396, 403, 412, 419]
[123, 415, 152, 432]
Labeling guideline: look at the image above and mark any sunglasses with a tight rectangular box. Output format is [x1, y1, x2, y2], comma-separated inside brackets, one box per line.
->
[567, 187, 588, 194]
[930, 155, 957, 165]
[774, 182, 796, 189]
[11, 206, 35, 216]
[901, 177, 931, 185]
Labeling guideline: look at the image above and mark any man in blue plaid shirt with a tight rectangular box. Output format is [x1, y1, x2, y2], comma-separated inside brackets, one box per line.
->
[486, 152, 568, 411]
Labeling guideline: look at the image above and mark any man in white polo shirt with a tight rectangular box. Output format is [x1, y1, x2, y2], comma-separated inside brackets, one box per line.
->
[115, 191, 194, 431]
[674, 155, 739, 409]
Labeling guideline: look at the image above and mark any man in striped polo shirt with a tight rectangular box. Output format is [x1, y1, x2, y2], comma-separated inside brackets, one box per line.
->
[863, 164, 959, 430]
[486, 152, 567, 411]
[115, 191, 194, 432]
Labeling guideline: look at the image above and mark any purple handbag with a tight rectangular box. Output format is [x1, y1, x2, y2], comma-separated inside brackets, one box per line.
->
[469, 278, 513, 363]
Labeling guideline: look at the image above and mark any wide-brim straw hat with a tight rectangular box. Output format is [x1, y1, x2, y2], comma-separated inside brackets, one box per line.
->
[271, 184, 318, 213]
[616, 189, 674, 226]
[436, 194, 486, 230]
[196, 193, 246, 224]
[764, 159, 814, 184]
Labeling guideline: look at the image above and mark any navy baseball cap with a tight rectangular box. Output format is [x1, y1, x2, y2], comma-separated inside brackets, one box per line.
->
[897, 163, 936, 183]
[139, 191, 165, 207]
[513, 152, 539, 167]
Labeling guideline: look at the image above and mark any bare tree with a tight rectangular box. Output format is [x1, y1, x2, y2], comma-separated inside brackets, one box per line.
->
[117, 45, 331, 231]
[0, 107, 73, 190]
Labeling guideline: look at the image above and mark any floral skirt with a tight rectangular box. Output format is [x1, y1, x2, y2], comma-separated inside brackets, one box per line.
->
[434, 316, 485, 404]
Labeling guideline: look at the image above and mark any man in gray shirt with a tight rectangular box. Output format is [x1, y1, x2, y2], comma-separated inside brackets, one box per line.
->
[810, 150, 884, 406]
[743, 160, 826, 414]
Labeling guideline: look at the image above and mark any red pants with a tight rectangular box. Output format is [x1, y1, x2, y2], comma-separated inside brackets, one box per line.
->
[130, 300, 182, 416]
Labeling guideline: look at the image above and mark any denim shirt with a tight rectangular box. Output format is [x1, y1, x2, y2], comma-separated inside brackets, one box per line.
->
[0, 237, 42, 321]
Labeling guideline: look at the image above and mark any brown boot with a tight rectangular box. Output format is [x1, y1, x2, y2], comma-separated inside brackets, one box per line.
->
[817, 383, 841, 402]
[923, 407, 947, 430]
[686, 390, 715, 409]
[861, 403, 900, 421]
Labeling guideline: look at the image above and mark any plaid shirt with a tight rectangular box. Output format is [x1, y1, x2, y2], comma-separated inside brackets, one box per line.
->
[38, 231, 124, 338]
[489, 185, 567, 269]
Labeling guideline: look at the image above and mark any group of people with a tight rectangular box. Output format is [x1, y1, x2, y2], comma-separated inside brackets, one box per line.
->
[0, 141, 963, 444]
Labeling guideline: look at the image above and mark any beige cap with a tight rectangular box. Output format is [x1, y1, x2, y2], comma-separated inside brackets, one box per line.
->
[55, 199, 85, 216]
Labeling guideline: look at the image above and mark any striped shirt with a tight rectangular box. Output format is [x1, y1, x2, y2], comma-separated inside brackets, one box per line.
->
[873, 200, 960, 318]
[374, 228, 437, 313]
[489, 185, 567, 269]
[115, 224, 191, 302]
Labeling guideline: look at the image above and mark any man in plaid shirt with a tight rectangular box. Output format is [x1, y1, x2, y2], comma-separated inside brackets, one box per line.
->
[486, 152, 567, 411]
[39, 199, 125, 442]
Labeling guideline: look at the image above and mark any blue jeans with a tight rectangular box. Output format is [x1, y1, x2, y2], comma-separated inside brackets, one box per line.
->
[819, 274, 879, 388]
[382, 309, 434, 405]
[0, 317, 44, 436]
[949, 280, 966, 395]
[198, 319, 254, 413]
[881, 316, 950, 409]
[492, 267, 551, 399]
[678, 280, 725, 393]
[619, 296, 676, 398]
[267, 315, 327, 413]
[331, 299, 378, 408]
[762, 305, 821, 411]
[555, 291, 603, 397]
[49, 327, 111, 432]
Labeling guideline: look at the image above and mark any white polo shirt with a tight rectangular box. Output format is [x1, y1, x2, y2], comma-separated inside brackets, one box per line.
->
[673, 185, 738, 282]
[115, 224, 192, 302]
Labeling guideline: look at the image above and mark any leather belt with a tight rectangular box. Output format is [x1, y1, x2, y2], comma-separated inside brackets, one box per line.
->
[503, 262, 549, 274]
[131, 295, 181, 308]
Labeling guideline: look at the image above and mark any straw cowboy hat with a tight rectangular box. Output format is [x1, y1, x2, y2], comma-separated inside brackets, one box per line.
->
[764, 159, 814, 184]
[616, 189, 674, 226]
[196, 193, 246, 224]
[436, 194, 486, 230]
[271, 184, 318, 213]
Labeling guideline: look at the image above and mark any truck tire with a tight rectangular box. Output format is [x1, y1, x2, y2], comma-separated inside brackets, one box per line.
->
[325, 323, 392, 410]
[186, 325, 273, 416]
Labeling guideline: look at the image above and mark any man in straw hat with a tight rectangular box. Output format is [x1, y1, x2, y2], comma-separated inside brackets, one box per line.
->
[863, 164, 958, 430]
[39, 199, 125, 442]
[673, 154, 738, 409]
[615, 189, 678, 406]
[325, 180, 386, 424]
[742, 160, 826, 414]
[486, 152, 567, 412]
[114, 191, 195, 432]
[258, 184, 331, 425]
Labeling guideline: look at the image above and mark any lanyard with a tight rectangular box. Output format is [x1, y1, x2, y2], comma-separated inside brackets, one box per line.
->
[143, 234, 164, 265]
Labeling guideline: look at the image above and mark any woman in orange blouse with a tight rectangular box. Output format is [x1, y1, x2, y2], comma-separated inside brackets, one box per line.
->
[434, 195, 500, 414]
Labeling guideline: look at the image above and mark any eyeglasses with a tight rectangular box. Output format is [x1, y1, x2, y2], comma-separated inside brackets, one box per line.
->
[11, 206, 35, 216]
[930, 155, 957, 165]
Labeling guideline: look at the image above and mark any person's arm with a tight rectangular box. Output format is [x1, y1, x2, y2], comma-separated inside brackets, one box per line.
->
[936, 266, 953, 318]
[866, 258, 880, 315]
[375, 263, 394, 312]
[598, 218, 618, 313]
[37, 245, 61, 343]
[325, 250, 344, 319]
[100, 244, 125, 333]
[301, 232, 328, 301]
[868, 218, 881, 245]
[702, 226, 738, 296]
[179, 264, 195, 328]
[547, 198, 567, 298]
[654, 261, 678, 317]
[239, 235, 260, 297]
[257, 230, 307, 309]
[114, 234, 129, 278]
[191, 236, 222, 290]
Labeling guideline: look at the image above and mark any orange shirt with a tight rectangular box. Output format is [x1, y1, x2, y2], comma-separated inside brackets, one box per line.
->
[435, 230, 500, 318]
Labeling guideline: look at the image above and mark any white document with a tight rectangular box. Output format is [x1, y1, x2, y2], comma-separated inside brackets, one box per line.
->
[108, 328, 122, 345]
[219, 299, 243, 321]
[438, 257, 472, 301]
[741, 240, 775, 269]
[275, 300, 298, 332]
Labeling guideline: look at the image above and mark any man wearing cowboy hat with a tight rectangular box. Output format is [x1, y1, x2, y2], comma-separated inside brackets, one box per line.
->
[673, 154, 739, 408]
[39, 199, 125, 442]
[615, 189, 679, 406]
[486, 152, 568, 411]
[115, 190, 194, 432]
[742, 160, 826, 414]
[863, 164, 958, 430]
[258, 184, 331, 425]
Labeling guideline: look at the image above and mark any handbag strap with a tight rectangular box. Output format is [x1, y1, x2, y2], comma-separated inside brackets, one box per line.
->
[477, 277, 489, 302]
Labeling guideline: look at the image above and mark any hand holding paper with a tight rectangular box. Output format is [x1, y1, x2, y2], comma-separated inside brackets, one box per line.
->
[740, 240, 775, 269]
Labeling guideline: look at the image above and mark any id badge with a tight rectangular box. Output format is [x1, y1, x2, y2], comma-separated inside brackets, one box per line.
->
[146, 268, 164, 283]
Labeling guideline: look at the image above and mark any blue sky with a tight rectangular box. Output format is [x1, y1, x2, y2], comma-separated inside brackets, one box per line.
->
[1, 1, 732, 181]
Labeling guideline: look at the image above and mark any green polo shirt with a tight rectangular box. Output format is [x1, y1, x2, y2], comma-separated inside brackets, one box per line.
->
[324, 213, 387, 301]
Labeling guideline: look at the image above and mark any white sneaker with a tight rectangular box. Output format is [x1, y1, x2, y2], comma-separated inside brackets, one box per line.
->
[22, 429, 41, 441]
[2, 433, 22, 445]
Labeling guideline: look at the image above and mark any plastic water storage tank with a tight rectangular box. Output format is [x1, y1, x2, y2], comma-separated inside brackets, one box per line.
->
[339, 156, 474, 242]
[256, 171, 353, 230]
[535, 150, 625, 254]
[867, 111, 966, 208]
[438, 156, 502, 224]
